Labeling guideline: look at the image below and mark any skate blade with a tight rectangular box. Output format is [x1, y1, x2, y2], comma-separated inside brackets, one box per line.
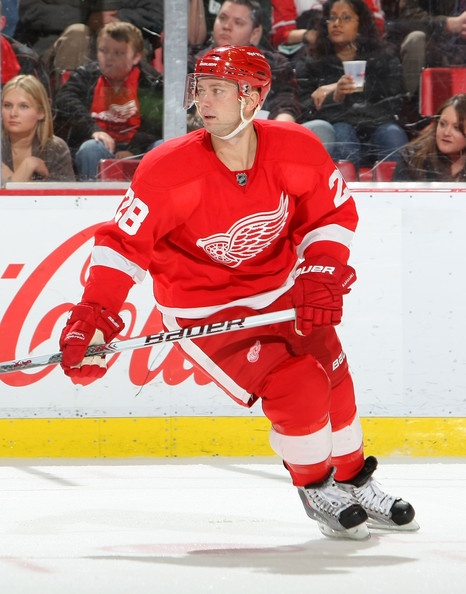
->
[367, 518, 420, 532]
[318, 521, 370, 541]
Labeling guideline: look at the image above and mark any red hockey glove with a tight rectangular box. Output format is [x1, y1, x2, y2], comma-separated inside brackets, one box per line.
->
[59, 302, 124, 384]
[292, 257, 356, 336]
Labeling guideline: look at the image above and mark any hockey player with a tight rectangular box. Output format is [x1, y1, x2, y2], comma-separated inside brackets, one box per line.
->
[59, 45, 419, 540]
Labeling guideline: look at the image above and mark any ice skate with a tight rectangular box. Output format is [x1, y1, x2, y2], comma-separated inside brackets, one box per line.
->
[336, 456, 420, 531]
[298, 469, 370, 540]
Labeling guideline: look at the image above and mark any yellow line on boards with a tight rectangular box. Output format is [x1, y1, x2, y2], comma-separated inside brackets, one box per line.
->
[0, 417, 464, 458]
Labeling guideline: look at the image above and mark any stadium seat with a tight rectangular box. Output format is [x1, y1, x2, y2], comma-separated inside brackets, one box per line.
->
[98, 159, 141, 181]
[358, 167, 372, 182]
[345, 161, 397, 182]
[335, 160, 358, 181]
[373, 160, 397, 181]
[420, 67, 466, 116]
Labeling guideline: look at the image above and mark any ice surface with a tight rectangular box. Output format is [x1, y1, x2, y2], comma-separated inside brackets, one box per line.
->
[0, 457, 464, 593]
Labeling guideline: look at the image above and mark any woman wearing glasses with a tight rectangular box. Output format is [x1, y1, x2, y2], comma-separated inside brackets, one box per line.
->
[295, 0, 407, 172]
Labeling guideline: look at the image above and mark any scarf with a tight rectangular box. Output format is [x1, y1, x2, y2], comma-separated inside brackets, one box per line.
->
[90, 67, 141, 144]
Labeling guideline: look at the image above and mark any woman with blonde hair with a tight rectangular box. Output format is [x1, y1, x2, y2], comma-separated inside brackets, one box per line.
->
[393, 94, 466, 182]
[1, 74, 75, 184]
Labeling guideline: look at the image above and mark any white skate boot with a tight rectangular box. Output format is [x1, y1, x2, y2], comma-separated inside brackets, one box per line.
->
[298, 469, 370, 540]
[336, 456, 420, 531]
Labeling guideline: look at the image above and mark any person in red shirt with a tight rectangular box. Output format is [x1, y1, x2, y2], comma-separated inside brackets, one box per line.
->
[58, 45, 418, 540]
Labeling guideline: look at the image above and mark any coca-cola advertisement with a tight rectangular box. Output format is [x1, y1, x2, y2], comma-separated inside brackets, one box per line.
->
[0, 192, 230, 419]
[1, 189, 465, 420]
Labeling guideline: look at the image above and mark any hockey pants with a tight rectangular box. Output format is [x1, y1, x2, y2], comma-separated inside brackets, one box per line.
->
[169, 294, 365, 486]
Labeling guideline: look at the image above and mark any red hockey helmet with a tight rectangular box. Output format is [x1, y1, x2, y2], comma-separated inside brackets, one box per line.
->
[184, 45, 272, 109]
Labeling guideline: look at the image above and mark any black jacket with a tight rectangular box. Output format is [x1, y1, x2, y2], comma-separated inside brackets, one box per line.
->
[54, 61, 163, 155]
[15, 0, 163, 45]
[295, 50, 405, 134]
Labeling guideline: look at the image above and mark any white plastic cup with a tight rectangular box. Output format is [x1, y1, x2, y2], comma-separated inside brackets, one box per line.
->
[343, 60, 366, 92]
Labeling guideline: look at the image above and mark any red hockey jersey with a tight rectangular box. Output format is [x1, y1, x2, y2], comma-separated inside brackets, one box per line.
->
[84, 120, 358, 320]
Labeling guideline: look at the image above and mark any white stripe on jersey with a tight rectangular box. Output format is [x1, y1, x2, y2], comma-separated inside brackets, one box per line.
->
[297, 224, 355, 260]
[91, 245, 146, 284]
[154, 273, 295, 320]
[162, 312, 254, 405]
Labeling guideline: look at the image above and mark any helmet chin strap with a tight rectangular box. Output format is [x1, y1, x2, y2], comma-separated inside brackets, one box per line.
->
[199, 97, 261, 141]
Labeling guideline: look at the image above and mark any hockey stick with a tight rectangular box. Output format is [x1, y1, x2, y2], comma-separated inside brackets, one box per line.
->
[0, 308, 296, 374]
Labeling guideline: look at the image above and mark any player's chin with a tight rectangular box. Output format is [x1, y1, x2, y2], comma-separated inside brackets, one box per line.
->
[204, 121, 237, 137]
[203, 122, 223, 134]
[202, 116, 218, 127]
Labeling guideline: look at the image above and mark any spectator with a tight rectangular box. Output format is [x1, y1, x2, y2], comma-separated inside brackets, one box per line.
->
[268, 0, 325, 65]
[54, 21, 163, 180]
[84, 0, 164, 61]
[269, 0, 385, 60]
[201, 0, 272, 45]
[393, 94, 466, 181]
[1, 74, 75, 184]
[86, 0, 164, 40]
[385, 1, 466, 98]
[189, 0, 301, 126]
[295, 0, 408, 169]
[1, 6, 51, 95]
[270, 1, 323, 49]
[13, 0, 90, 57]
[14, 1, 164, 96]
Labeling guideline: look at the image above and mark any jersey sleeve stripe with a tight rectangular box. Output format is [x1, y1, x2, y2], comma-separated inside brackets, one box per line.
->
[90, 246, 146, 284]
[297, 224, 355, 259]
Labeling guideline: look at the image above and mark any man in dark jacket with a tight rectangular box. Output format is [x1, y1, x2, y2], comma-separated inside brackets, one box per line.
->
[54, 21, 163, 180]
[188, 0, 301, 126]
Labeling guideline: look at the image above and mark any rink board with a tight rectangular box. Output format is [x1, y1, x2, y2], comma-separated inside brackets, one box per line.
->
[0, 417, 464, 458]
[0, 184, 465, 457]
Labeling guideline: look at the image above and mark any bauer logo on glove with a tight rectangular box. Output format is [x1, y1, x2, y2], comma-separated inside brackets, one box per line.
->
[295, 264, 336, 276]
[292, 256, 356, 336]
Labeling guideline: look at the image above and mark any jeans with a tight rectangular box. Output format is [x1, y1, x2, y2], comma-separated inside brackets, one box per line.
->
[331, 122, 408, 168]
[301, 120, 336, 152]
[75, 139, 115, 180]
